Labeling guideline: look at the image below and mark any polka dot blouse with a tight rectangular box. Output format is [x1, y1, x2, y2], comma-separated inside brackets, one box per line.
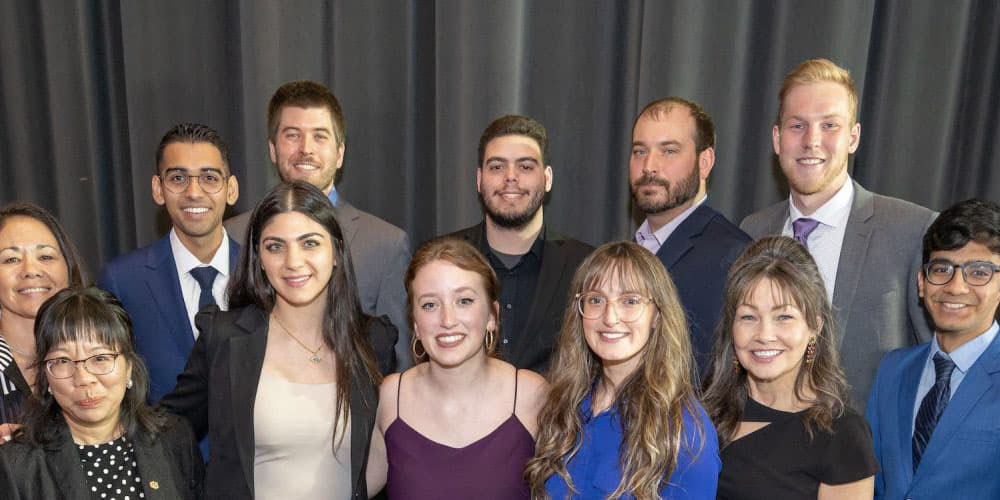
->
[76, 436, 145, 500]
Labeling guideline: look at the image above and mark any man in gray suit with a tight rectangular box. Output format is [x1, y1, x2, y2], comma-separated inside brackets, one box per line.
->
[740, 58, 936, 410]
[225, 80, 412, 369]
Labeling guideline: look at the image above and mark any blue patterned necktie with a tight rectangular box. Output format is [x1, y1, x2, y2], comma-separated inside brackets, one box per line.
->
[190, 266, 219, 309]
[912, 353, 957, 471]
[792, 218, 820, 249]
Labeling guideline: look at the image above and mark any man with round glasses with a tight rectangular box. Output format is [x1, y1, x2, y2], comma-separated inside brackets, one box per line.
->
[866, 199, 1000, 499]
[98, 123, 240, 411]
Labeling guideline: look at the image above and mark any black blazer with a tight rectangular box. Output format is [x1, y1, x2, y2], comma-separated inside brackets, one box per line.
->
[159, 305, 396, 499]
[0, 413, 203, 500]
[444, 223, 593, 374]
[654, 204, 751, 375]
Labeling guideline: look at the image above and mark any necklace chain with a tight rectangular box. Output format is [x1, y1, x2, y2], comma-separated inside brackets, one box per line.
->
[0, 332, 35, 359]
[270, 315, 324, 364]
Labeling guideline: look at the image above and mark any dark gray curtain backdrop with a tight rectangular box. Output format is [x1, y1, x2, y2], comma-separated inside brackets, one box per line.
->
[1, 0, 998, 278]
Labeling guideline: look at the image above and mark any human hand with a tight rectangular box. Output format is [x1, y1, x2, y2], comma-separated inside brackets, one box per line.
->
[0, 423, 21, 444]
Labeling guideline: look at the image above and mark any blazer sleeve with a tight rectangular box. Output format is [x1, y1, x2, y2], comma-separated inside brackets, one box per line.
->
[367, 315, 398, 376]
[866, 361, 886, 498]
[162, 414, 205, 500]
[158, 310, 217, 440]
[374, 230, 412, 370]
[906, 211, 938, 345]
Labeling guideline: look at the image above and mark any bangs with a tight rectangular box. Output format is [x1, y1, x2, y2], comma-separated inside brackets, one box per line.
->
[38, 294, 131, 355]
[580, 255, 652, 297]
[736, 269, 821, 330]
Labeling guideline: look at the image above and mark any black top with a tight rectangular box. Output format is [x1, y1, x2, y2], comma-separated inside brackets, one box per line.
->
[717, 398, 879, 499]
[480, 228, 544, 360]
[78, 435, 145, 499]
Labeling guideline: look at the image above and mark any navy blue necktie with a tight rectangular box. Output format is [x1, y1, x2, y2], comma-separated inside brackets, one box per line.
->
[190, 266, 219, 309]
[912, 353, 956, 471]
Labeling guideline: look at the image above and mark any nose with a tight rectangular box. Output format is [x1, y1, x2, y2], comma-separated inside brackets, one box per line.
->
[439, 302, 457, 327]
[602, 301, 622, 326]
[943, 268, 971, 294]
[284, 245, 304, 270]
[184, 176, 206, 197]
[72, 361, 98, 385]
[805, 124, 822, 149]
[754, 320, 777, 343]
[503, 165, 519, 183]
[300, 133, 315, 155]
[641, 153, 657, 175]
[21, 255, 42, 278]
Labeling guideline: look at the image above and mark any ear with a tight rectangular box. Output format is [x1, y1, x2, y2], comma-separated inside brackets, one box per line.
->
[268, 139, 277, 165]
[698, 147, 715, 181]
[226, 175, 239, 206]
[847, 122, 861, 154]
[543, 165, 553, 193]
[488, 300, 500, 332]
[918, 269, 926, 298]
[335, 142, 346, 171]
[772, 124, 782, 156]
[476, 167, 483, 194]
[151, 175, 166, 206]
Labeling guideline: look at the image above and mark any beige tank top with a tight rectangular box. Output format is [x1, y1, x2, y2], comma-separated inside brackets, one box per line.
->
[253, 368, 351, 499]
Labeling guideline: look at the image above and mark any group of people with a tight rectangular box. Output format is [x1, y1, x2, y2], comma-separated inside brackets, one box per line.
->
[0, 55, 996, 500]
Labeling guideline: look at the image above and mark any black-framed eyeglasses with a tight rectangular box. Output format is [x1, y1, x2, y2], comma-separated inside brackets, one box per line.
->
[923, 259, 1000, 287]
[44, 353, 121, 379]
[575, 292, 653, 322]
[158, 171, 228, 194]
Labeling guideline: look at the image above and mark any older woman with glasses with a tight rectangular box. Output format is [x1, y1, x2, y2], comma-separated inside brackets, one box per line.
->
[0, 287, 203, 499]
[526, 241, 720, 499]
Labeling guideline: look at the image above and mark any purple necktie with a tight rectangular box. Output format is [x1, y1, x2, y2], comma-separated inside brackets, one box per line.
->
[792, 218, 820, 249]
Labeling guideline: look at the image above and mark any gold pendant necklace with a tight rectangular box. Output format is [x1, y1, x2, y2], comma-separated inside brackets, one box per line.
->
[270, 314, 324, 364]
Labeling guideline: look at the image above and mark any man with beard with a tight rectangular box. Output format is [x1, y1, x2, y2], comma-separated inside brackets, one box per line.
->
[630, 97, 750, 375]
[225, 81, 411, 368]
[442, 115, 592, 373]
[740, 59, 936, 410]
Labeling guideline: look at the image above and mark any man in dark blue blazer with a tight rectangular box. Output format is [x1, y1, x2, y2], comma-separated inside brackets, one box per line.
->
[866, 199, 1000, 499]
[629, 98, 751, 375]
[99, 123, 240, 404]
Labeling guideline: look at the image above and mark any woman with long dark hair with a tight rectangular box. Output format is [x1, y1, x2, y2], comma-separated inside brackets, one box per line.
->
[702, 237, 877, 499]
[160, 181, 395, 498]
[0, 202, 85, 440]
[526, 241, 720, 499]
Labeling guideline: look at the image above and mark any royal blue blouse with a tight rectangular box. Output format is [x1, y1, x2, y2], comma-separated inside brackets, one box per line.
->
[545, 394, 720, 499]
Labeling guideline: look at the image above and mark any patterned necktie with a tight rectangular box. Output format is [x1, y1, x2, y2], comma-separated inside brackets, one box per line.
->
[792, 218, 820, 249]
[190, 266, 219, 309]
[912, 353, 957, 471]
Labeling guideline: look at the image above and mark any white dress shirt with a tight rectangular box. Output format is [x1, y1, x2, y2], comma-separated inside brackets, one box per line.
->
[169, 228, 231, 338]
[635, 196, 708, 255]
[783, 179, 854, 302]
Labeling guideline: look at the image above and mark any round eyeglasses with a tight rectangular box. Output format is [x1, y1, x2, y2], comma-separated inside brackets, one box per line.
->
[158, 172, 228, 194]
[923, 259, 1000, 287]
[44, 353, 121, 379]
[576, 292, 653, 322]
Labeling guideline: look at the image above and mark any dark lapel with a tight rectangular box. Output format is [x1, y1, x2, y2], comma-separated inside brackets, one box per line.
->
[916, 332, 1000, 476]
[143, 237, 196, 351]
[349, 367, 377, 495]
[334, 200, 362, 248]
[228, 306, 269, 494]
[896, 344, 928, 482]
[227, 237, 241, 274]
[655, 204, 715, 270]
[44, 424, 94, 500]
[516, 232, 570, 358]
[831, 181, 875, 349]
[133, 432, 183, 499]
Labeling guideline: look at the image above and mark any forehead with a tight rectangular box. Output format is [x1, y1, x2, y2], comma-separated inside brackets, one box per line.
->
[277, 106, 336, 131]
[0, 216, 58, 248]
[632, 108, 696, 146]
[260, 211, 329, 238]
[742, 277, 798, 307]
[483, 135, 543, 162]
[160, 142, 226, 172]
[47, 336, 114, 354]
[781, 81, 852, 120]
[929, 241, 1000, 263]
[414, 259, 487, 293]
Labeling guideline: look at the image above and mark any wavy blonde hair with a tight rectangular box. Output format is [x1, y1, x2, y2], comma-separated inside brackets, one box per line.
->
[525, 242, 703, 498]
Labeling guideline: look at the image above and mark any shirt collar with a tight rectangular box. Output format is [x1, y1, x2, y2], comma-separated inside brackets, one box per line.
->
[635, 196, 708, 247]
[480, 224, 546, 261]
[788, 176, 854, 228]
[169, 228, 231, 277]
[929, 321, 1000, 374]
[327, 186, 339, 208]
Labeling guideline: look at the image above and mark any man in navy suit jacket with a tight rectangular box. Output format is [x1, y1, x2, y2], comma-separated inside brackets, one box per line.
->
[866, 199, 1000, 499]
[629, 97, 751, 375]
[99, 123, 240, 404]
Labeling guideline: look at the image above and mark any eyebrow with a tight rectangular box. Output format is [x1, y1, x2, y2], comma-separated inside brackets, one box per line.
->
[486, 156, 539, 164]
[0, 243, 58, 253]
[632, 140, 683, 148]
[163, 167, 226, 175]
[262, 232, 326, 243]
[281, 125, 333, 134]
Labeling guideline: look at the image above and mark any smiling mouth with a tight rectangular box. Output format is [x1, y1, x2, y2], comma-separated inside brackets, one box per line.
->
[796, 157, 825, 166]
[750, 350, 782, 361]
[293, 162, 320, 171]
[182, 207, 210, 214]
[435, 333, 466, 346]
[18, 286, 52, 295]
[599, 332, 629, 341]
[283, 275, 311, 287]
[939, 301, 971, 310]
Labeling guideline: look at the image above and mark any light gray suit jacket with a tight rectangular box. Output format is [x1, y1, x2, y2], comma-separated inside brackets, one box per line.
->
[740, 180, 937, 410]
[225, 199, 412, 370]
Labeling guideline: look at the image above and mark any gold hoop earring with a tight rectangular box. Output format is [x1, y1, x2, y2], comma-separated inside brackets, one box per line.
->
[732, 355, 741, 375]
[411, 336, 426, 361]
[485, 329, 496, 353]
[805, 337, 817, 366]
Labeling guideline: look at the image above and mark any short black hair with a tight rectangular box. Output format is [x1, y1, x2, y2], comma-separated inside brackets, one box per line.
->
[267, 80, 346, 145]
[922, 199, 1000, 264]
[155, 122, 230, 173]
[477, 115, 549, 167]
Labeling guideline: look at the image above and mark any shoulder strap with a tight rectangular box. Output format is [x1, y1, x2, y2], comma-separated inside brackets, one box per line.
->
[396, 371, 403, 420]
[512, 368, 519, 414]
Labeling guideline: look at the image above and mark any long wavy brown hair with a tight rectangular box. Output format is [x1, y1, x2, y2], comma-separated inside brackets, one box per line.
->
[702, 236, 848, 447]
[525, 241, 703, 498]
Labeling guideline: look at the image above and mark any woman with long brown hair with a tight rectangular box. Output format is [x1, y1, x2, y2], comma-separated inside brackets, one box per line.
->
[702, 236, 877, 499]
[526, 241, 720, 499]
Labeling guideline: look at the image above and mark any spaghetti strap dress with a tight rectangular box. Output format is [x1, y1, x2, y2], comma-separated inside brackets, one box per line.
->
[384, 369, 534, 499]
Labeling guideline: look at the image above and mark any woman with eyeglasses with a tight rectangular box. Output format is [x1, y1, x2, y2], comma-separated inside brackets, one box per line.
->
[160, 181, 396, 499]
[0, 287, 204, 499]
[366, 238, 548, 499]
[702, 237, 877, 499]
[526, 241, 720, 499]
[0, 202, 85, 442]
